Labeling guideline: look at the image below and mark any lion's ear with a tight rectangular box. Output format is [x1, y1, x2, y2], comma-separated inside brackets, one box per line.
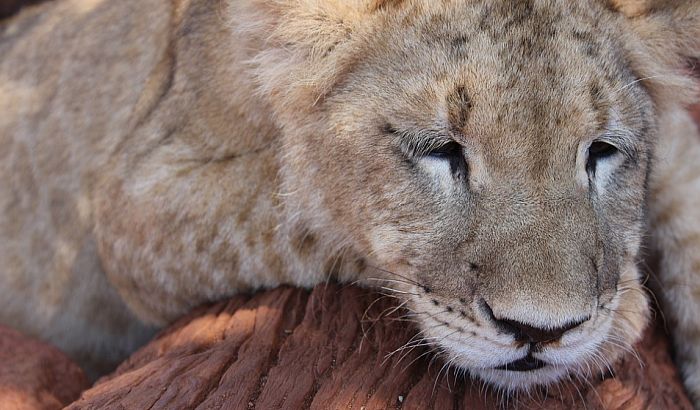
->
[608, 0, 700, 106]
[231, 0, 397, 113]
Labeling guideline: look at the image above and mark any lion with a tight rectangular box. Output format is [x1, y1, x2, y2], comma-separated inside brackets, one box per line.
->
[1, 0, 699, 403]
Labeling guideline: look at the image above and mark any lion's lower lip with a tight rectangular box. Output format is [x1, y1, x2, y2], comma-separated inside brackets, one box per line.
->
[495, 354, 547, 372]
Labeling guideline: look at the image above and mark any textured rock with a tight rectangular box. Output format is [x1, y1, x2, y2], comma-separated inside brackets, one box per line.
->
[68, 284, 691, 409]
[0, 325, 89, 410]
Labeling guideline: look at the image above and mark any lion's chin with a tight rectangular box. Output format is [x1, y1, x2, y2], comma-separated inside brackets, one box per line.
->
[470, 363, 573, 393]
[449, 337, 629, 395]
[457, 333, 632, 395]
[435, 328, 614, 394]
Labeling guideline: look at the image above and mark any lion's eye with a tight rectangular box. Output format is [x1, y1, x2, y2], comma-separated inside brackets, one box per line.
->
[586, 141, 618, 175]
[425, 141, 468, 177]
[426, 141, 462, 159]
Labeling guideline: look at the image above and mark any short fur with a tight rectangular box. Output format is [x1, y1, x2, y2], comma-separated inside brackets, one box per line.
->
[1, 0, 699, 402]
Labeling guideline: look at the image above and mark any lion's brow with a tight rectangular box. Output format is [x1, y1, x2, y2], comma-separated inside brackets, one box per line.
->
[600, 126, 641, 163]
[389, 126, 454, 157]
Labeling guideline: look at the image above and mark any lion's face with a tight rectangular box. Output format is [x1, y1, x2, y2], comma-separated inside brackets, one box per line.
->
[239, 0, 699, 392]
[281, 1, 652, 390]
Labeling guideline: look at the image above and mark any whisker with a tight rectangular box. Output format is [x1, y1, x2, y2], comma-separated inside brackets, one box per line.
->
[613, 74, 668, 94]
[364, 277, 419, 289]
[376, 286, 421, 296]
[365, 264, 426, 288]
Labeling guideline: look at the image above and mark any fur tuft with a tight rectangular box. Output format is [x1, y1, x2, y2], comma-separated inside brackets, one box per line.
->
[611, 0, 700, 107]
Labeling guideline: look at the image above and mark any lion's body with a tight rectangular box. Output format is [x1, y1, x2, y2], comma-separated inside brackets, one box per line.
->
[1, 0, 699, 402]
[0, 0, 172, 373]
[0, 0, 359, 376]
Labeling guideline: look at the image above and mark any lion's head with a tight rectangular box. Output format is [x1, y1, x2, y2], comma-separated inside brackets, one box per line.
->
[233, 0, 700, 391]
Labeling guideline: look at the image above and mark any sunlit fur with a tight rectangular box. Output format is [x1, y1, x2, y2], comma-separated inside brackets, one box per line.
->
[0, 0, 699, 402]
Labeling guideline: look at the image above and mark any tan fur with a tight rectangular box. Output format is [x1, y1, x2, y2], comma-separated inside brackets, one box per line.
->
[1, 0, 699, 401]
[650, 109, 700, 404]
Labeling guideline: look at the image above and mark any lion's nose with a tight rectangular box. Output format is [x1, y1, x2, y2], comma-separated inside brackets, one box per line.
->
[483, 300, 588, 344]
[497, 317, 587, 344]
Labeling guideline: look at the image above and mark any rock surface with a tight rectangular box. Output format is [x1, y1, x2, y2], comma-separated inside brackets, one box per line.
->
[0, 325, 89, 410]
[68, 284, 691, 409]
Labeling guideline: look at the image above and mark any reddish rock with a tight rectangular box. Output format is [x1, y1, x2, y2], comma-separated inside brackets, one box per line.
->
[0, 326, 89, 410]
[68, 284, 691, 409]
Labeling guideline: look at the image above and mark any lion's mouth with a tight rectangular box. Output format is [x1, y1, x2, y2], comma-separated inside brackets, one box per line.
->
[495, 354, 547, 372]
